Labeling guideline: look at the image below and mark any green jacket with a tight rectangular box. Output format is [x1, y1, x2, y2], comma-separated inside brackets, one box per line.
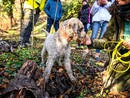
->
[90, 2, 130, 92]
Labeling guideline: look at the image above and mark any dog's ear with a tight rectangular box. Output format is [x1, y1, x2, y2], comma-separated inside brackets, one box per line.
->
[61, 19, 74, 35]
[61, 19, 69, 30]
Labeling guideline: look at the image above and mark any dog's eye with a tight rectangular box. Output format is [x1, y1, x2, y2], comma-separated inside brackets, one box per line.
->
[79, 27, 83, 32]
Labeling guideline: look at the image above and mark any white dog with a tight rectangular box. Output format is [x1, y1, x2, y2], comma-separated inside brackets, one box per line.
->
[41, 18, 86, 82]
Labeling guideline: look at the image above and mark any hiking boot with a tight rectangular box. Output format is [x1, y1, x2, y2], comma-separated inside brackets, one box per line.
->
[25, 43, 31, 47]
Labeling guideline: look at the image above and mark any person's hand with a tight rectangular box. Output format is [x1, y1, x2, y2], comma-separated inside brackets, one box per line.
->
[86, 35, 92, 45]
[122, 40, 130, 50]
[116, 0, 130, 5]
[80, 35, 91, 45]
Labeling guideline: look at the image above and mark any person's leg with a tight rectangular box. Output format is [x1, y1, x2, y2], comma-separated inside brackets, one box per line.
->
[84, 23, 88, 33]
[84, 23, 91, 33]
[46, 17, 53, 32]
[91, 22, 100, 39]
[91, 22, 101, 61]
[25, 13, 40, 44]
[95, 21, 108, 60]
[54, 20, 59, 32]
[87, 23, 91, 32]
[20, 9, 33, 46]
[99, 21, 108, 38]
[104, 58, 130, 92]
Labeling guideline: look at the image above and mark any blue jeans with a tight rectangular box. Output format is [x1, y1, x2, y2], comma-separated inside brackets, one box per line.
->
[20, 8, 40, 44]
[46, 17, 59, 32]
[91, 21, 108, 53]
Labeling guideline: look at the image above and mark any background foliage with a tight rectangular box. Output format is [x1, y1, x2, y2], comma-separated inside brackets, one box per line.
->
[0, 0, 14, 16]
[62, 0, 82, 20]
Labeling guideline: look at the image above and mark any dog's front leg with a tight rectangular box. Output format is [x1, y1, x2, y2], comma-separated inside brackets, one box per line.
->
[43, 56, 55, 82]
[64, 57, 77, 82]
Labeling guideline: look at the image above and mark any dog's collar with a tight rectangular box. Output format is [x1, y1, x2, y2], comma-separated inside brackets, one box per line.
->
[59, 28, 73, 42]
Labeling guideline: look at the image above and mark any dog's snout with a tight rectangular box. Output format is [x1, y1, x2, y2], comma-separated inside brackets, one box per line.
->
[73, 33, 78, 41]
[80, 30, 86, 38]
[76, 30, 86, 44]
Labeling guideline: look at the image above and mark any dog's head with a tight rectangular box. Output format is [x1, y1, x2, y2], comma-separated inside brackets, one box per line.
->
[60, 18, 86, 42]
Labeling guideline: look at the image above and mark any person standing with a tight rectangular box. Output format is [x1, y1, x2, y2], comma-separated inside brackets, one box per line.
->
[20, 0, 46, 48]
[82, 0, 130, 94]
[78, 0, 91, 33]
[77, 0, 91, 49]
[90, 0, 114, 61]
[44, 0, 63, 33]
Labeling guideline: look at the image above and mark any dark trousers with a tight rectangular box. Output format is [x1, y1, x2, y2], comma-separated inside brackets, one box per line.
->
[46, 17, 59, 32]
[83, 23, 90, 33]
[20, 8, 40, 44]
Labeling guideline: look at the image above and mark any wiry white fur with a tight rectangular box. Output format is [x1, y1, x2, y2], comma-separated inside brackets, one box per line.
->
[41, 18, 86, 82]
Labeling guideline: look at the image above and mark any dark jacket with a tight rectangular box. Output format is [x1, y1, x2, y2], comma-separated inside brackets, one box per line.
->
[44, 0, 63, 20]
[78, 4, 91, 24]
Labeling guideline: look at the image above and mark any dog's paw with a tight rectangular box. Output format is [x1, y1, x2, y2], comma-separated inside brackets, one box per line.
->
[44, 76, 49, 83]
[71, 77, 77, 82]
[69, 75, 77, 83]
[43, 73, 49, 83]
